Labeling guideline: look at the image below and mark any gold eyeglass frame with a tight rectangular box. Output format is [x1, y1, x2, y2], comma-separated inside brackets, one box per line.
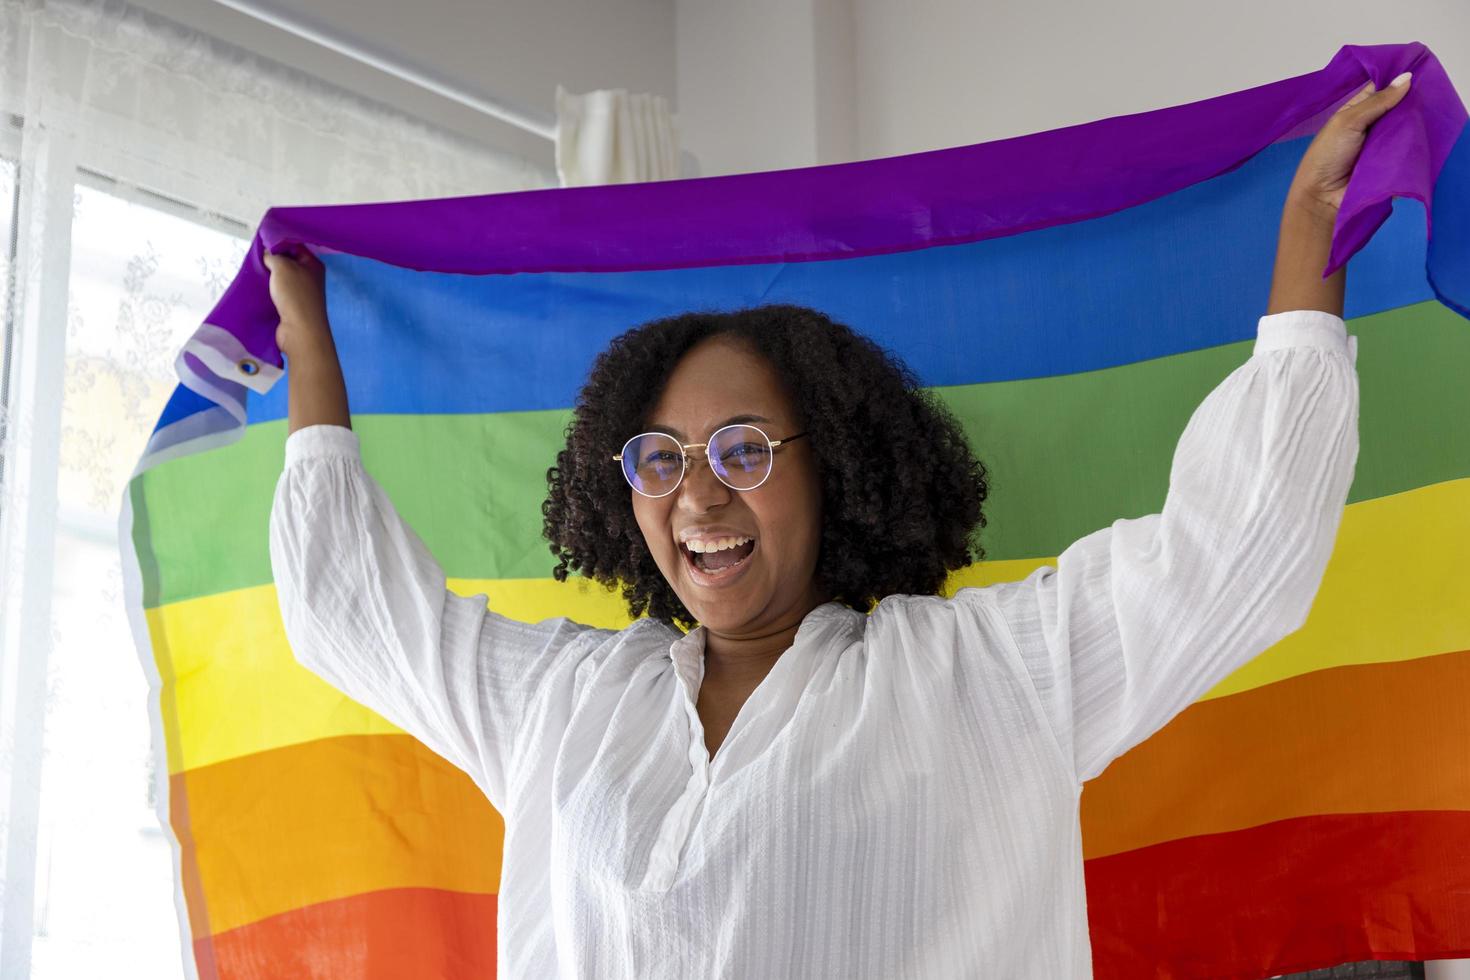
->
[612, 424, 809, 498]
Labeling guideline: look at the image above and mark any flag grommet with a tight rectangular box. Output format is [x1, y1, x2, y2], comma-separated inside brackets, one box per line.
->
[237, 358, 260, 376]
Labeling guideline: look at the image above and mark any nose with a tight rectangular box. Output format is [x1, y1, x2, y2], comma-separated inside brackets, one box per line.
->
[675, 453, 732, 512]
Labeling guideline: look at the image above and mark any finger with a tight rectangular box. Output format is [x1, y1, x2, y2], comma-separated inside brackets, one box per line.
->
[264, 249, 301, 271]
[265, 245, 318, 273]
[274, 242, 322, 270]
[1351, 73, 1412, 128]
[1334, 73, 1410, 134]
[1343, 80, 1376, 109]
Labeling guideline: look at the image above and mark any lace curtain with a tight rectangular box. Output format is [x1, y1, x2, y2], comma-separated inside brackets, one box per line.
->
[0, 0, 550, 217]
[0, 1, 550, 975]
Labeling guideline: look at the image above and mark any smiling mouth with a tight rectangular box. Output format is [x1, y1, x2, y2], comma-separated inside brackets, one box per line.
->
[681, 538, 757, 579]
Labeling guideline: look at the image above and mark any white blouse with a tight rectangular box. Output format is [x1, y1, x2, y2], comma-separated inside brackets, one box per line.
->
[268, 309, 1359, 979]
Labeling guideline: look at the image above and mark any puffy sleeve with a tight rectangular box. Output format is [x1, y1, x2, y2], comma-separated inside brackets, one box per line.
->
[984, 309, 1360, 784]
[267, 423, 604, 811]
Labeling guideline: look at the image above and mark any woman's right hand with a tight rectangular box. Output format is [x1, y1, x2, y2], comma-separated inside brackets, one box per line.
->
[264, 247, 332, 356]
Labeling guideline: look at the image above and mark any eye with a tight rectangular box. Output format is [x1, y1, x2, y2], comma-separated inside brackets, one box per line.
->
[720, 444, 771, 472]
[722, 443, 763, 458]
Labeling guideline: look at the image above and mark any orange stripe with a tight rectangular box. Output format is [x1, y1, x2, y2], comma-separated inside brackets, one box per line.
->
[175, 654, 1470, 935]
[168, 753, 216, 942]
[174, 734, 502, 936]
[200, 888, 498, 980]
[1081, 649, 1470, 859]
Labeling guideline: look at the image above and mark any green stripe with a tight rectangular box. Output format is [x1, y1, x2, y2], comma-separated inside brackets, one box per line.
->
[132, 301, 1470, 608]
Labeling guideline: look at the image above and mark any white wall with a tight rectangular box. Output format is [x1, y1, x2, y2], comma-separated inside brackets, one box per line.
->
[677, 0, 1470, 176]
[853, 0, 1470, 160]
[675, 0, 825, 176]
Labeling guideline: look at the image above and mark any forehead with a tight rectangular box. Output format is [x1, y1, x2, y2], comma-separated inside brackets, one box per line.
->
[645, 336, 796, 438]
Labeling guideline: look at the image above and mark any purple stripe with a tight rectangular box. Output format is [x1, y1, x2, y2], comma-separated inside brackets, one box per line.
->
[1329, 44, 1468, 272]
[213, 42, 1465, 373]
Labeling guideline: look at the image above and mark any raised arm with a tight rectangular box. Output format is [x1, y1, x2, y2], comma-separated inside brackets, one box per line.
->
[265, 248, 352, 434]
[984, 307, 1357, 783]
[979, 75, 1409, 785]
[263, 248, 606, 811]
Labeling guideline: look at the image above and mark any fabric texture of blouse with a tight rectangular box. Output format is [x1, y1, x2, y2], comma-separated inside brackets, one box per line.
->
[268, 309, 1359, 979]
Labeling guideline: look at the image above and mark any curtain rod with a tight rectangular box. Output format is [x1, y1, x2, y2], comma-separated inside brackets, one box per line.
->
[208, 0, 558, 142]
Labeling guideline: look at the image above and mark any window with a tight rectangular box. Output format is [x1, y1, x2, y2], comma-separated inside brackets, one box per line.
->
[28, 178, 248, 979]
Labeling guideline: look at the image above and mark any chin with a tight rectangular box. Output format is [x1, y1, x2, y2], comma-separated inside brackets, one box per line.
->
[679, 588, 760, 631]
[666, 542, 765, 628]
[691, 579, 788, 633]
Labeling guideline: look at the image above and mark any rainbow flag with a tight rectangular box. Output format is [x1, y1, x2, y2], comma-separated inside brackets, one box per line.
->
[123, 42, 1470, 979]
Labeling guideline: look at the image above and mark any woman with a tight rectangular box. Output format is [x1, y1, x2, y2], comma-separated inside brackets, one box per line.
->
[266, 76, 1409, 978]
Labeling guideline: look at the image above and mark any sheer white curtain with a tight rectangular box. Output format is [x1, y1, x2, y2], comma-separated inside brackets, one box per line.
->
[0, 0, 551, 216]
[0, 1, 549, 976]
[555, 84, 680, 185]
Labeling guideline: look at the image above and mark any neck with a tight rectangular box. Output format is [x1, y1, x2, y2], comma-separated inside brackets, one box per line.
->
[700, 584, 830, 687]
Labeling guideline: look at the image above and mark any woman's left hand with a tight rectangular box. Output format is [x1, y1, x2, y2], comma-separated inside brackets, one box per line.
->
[1287, 72, 1413, 223]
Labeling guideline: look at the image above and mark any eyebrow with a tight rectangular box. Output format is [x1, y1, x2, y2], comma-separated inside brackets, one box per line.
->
[645, 414, 773, 440]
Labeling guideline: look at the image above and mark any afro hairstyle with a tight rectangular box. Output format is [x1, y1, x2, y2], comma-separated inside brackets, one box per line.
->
[542, 304, 990, 629]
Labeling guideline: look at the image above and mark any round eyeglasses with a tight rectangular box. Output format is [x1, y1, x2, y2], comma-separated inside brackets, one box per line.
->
[613, 423, 809, 498]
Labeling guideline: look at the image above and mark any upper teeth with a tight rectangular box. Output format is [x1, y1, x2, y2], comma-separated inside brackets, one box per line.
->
[685, 536, 752, 554]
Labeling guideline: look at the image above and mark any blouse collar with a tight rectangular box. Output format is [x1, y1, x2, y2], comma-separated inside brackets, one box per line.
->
[666, 601, 866, 777]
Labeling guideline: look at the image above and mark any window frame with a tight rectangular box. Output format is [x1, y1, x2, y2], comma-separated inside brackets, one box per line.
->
[0, 115, 252, 978]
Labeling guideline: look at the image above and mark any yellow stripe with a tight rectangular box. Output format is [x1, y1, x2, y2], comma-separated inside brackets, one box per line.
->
[945, 477, 1470, 703]
[147, 576, 634, 774]
[150, 478, 1470, 773]
[1193, 476, 1470, 701]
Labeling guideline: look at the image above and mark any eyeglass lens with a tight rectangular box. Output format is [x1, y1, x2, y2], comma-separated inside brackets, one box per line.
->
[621, 424, 776, 496]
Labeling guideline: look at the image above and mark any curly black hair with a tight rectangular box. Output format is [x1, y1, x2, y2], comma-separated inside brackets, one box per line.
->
[542, 304, 990, 629]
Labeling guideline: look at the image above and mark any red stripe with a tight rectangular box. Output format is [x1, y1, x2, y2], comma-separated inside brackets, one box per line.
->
[1084, 810, 1470, 979]
[188, 812, 1470, 977]
[196, 887, 497, 980]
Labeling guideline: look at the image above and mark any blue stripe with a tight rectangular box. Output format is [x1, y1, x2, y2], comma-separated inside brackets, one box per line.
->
[231, 136, 1427, 422]
[155, 383, 220, 430]
[1429, 124, 1470, 319]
